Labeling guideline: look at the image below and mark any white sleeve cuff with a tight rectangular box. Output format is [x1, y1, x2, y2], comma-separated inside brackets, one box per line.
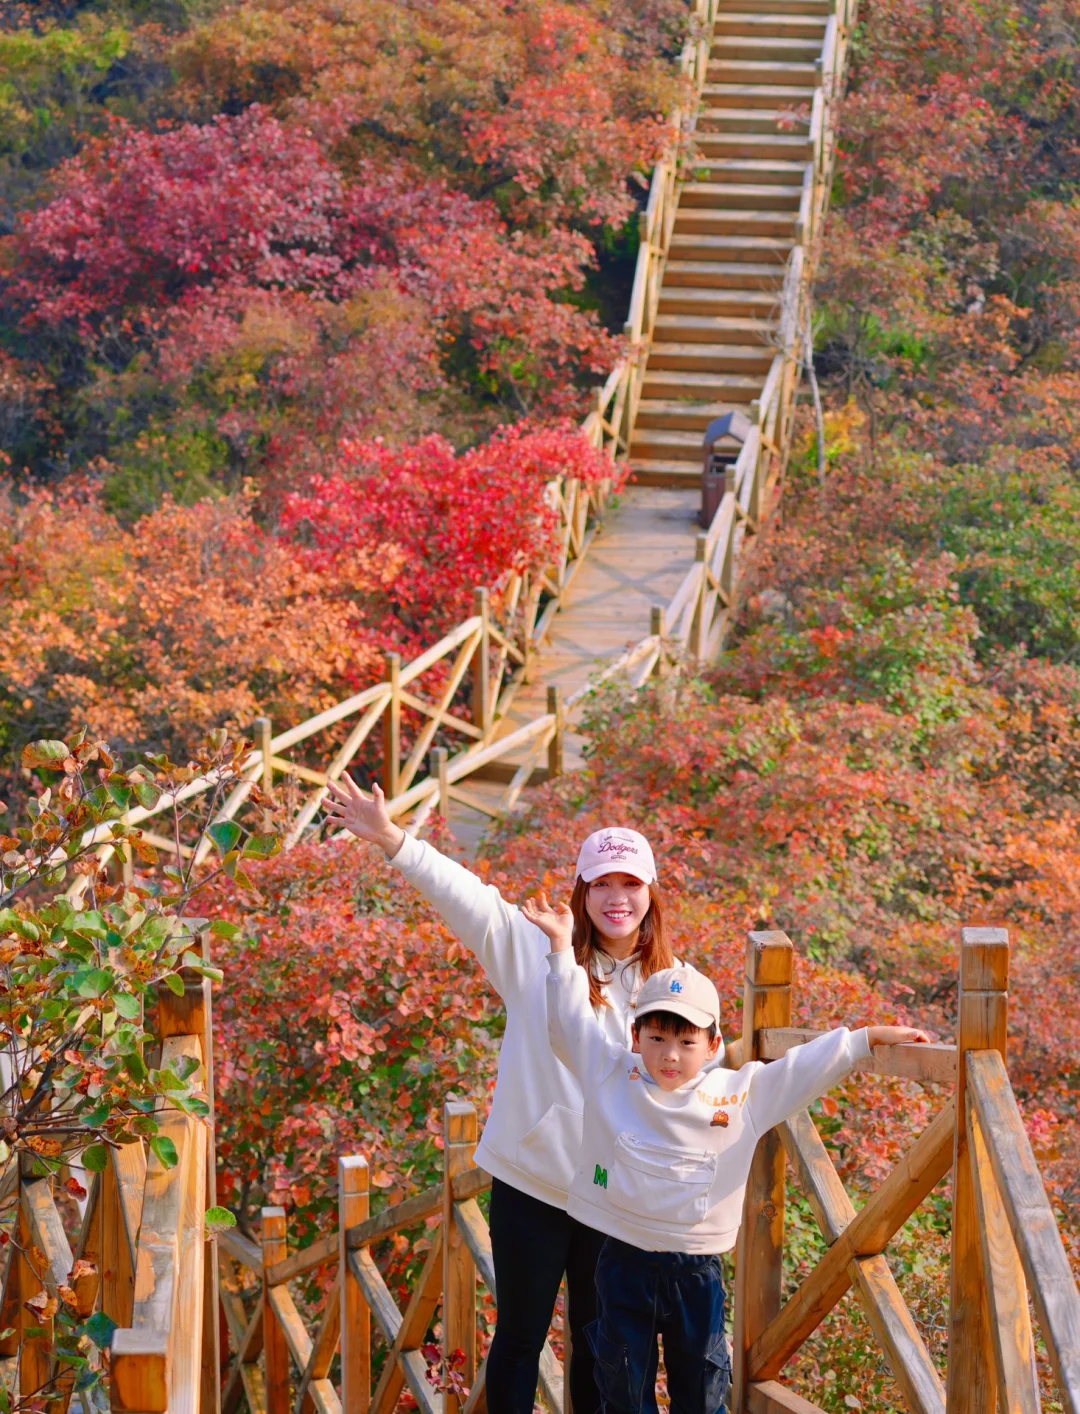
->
[851, 1027, 873, 1062]
[547, 949, 577, 973]
[387, 831, 425, 874]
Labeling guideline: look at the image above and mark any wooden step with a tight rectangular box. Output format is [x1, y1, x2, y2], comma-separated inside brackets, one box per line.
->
[708, 60, 821, 86]
[668, 232, 792, 263]
[714, 12, 828, 38]
[663, 259, 785, 288]
[653, 313, 776, 344]
[674, 208, 797, 238]
[630, 459, 711, 487]
[658, 286, 780, 317]
[680, 181, 802, 211]
[715, 0, 834, 15]
[647, 341, 773, 373]
[635, 397, 756, 432]
[641, 368, 769, 399]
[702, 84, 817, 110]
[683, 158, 809, 186]
[698, 105, 812, 133]
[711, 35, 824, 61]
[691, 132, 813, 160]
[630, 427, 732, 462]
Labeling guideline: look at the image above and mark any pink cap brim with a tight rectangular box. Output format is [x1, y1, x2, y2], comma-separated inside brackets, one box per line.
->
[578, 863, 654, 884]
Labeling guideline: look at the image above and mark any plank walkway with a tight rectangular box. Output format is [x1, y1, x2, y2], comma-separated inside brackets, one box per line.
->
[445, 485, 700, 853]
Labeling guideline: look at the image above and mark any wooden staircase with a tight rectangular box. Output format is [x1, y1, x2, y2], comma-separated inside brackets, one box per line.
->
[631, 0, 830, 484]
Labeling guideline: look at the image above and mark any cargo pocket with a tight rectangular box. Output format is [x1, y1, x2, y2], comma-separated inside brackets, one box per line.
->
[704, 1334, 732, 1414]
[609, 1133, 717, 1227]
[587, 1321, 634, 1410]
[515, 1104, 583, 1193]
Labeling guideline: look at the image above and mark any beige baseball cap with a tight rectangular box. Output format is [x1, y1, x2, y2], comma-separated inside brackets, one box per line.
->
[575, 827, 657, 884]
[635, 967, 720, 1030]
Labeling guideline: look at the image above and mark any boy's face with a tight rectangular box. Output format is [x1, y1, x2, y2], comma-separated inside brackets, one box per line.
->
[632, 1017, 721, 1092]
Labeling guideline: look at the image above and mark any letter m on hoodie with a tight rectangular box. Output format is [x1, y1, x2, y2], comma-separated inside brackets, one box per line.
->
[593, 1164, 608, 1189]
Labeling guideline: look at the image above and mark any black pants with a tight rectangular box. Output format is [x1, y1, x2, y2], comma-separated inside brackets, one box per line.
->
[487, 1176, 607, 1414]
[588, 1238, 730, 1414]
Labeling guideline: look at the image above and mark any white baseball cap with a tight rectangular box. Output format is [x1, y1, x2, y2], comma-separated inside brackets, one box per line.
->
[575, 828, 657, 885]
[635, 967, 720, 1030]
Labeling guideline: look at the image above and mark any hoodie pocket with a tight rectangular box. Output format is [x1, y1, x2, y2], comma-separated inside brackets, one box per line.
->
[516, 1104, 584, 1192]
[609, 1133, 717, 1226]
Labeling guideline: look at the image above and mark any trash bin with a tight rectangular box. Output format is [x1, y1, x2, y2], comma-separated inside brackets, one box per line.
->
[701, 410, 751, 528]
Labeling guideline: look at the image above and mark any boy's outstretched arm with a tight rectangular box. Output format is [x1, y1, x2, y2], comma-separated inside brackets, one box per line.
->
[746, 1024, 930, 1139]
[525, 893, 622, 1083]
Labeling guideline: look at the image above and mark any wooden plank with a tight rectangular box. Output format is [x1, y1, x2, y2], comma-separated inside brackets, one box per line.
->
[349, 1250, 403, 1348]
[219, 1270, 265, 1414]
[947, 926, 1008, 1414]
[102, 1141, 145, 1328]
[262, 1209, 291, 1414]
[370, 1228, 445, 1414]
[453, 1200, 496, 1293]
[339, 1156, 370, 1414]
[749, 1099, 956, 1381]
[294, 1269, 341, 1414]
[779, 1111, 945, 1414]
[344, 1184, 443, 1252]
[443, 1103, 478, 1414]
[461, 1362, 487, 1414]
[969, 1049, 1080, 1413]
[747, 1383, 829, 1414]
[220, 1226, 263, 1274]
[732, 931, 793, 1411]
[23, 1179, 74, 1295]
[18, 1181, 53, 1404]
[761, 1028, 956, 1085]
[159, 1034, 207, 1414]
[400, 1348, 442, 1414]
[267, 1285, 313, 1371]
[967, 1104, 1040, 1414]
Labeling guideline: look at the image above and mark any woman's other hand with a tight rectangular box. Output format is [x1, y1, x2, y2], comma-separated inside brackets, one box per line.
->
[324, 775, 405, 858]
[523, 892, 574, 952]
[866, 1025, 932, 1047]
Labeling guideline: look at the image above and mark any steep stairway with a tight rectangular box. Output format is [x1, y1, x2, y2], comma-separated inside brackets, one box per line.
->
[631, 0, 828, 484]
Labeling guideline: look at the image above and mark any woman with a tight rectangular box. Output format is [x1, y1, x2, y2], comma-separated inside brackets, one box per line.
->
[324, 775, 677, 1414]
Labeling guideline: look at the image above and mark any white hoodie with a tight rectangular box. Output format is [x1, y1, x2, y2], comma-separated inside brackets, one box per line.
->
[546, 949, 871, 1253]
[389, 834, 670, 1209]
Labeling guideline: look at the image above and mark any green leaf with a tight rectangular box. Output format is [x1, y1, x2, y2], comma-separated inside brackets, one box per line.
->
[21, 740, 69, 770]
[106, 783, 132, 810]
[82, 1311, 117, 1350]
[71, 910, 107, 939]
[205, 1205, 237, 1234]
[82, 1143, 109, 1174]
[181, 953, 223, 982]
[210, 919, 241, 939]
[76, 969, 112, 999]
[163, 972, 185, 997]
[124, 1051, 148, 1083]
[207, 821, 242, 857]
[149, 1134, 179, 1169]
[133, 782, 160, 810]
[242, 833, 281, 861]
[113, 992, 141, 1020]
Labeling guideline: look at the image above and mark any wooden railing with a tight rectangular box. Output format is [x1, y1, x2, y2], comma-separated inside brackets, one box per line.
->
[0, 969, 218, 1414]
[204, 925, 1079, 1414]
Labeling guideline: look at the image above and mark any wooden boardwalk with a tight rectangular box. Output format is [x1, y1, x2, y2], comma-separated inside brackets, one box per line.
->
[445, 485, 700, 851]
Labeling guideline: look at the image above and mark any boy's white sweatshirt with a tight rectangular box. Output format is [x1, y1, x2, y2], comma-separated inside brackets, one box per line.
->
[389, 834, 682, 1209]
[546, 949, 871, 1253]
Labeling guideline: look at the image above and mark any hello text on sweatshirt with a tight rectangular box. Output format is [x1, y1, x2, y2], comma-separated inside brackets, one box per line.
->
[546, 948, 871, 1253]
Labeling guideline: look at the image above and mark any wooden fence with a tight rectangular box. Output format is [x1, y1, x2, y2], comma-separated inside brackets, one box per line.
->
[200, 925, 1078, 1414]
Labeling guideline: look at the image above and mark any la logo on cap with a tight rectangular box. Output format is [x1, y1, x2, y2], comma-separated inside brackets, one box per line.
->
[669, 979, 683, 994]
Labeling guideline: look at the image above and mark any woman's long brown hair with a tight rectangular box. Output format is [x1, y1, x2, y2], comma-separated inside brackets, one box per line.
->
[570, 878, 673, 1009]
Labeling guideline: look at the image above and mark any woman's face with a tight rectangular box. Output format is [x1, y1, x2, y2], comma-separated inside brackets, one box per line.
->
[584, 871, 651, 944]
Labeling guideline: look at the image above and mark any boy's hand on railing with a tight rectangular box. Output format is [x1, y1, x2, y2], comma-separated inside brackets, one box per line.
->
[323, 775, 405, 859]
[522, 892, 574, 952]
[866, 1026, 932, 1047]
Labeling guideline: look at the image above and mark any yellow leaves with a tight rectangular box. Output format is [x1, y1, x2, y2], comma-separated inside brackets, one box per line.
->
[25, 1135, 64, 1158]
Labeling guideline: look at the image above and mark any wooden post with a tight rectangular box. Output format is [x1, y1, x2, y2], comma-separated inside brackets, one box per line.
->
[946, 927, 1009, 1414]
[547, 686, 563, 779]
[0, 1168, 19, 1359]
[18, 1174, 52, 1403]
[472, 588, 491, 740]
[431, 748, 449, 820]
[383, 652, 401, 801]
[721, 469, 737, 603]
[442, 1103, 478, 1414]
[262, 1207, 290, 1414]
[692, 534, 708, 661]
[731, 931, 794, 1413]
[650, 606, 665, 679]
[339, 1157, 371, 1414]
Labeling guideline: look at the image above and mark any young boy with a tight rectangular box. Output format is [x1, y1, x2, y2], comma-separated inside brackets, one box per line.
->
[522, 893, 929, 1414]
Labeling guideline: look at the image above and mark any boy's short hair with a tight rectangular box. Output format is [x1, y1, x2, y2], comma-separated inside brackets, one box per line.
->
[632, 1009, 718, 1044]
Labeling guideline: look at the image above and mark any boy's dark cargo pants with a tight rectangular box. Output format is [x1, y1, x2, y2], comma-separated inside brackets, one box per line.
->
[587, 1236, 731, 1414]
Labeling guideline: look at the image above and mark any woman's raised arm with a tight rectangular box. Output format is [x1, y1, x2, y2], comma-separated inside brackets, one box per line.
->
[324, 776, 404, 858]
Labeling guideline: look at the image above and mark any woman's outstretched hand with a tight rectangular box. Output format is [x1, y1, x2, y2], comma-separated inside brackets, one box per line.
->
[866, 1025, 932, 1047]
[522, 892, 574, 953]
[323, 775, 405, 858]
